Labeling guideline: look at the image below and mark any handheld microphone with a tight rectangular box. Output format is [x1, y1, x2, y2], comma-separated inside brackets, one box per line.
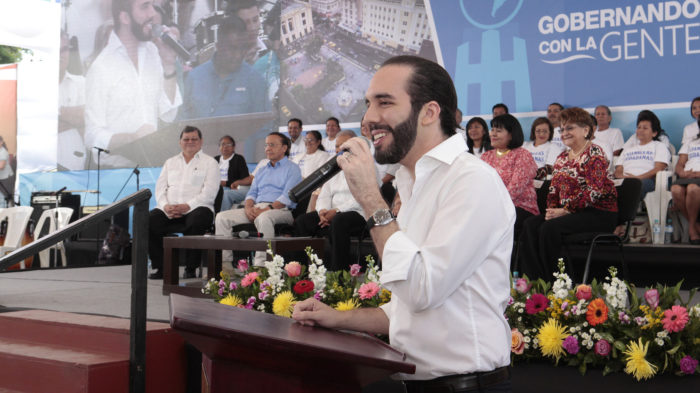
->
[288, 153, 343, 203]
[93, 146, 110, 154]
[53, 186, 67, 196]
[152, 24, 191, 60]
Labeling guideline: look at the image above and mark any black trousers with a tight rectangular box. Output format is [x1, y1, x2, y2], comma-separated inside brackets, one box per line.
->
[148, 207, 213, 271]
[294, 210, 366, 271]
[517, 208, 617, 281]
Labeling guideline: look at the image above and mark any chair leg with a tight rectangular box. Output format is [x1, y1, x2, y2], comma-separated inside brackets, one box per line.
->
[582, 241, 598, 285]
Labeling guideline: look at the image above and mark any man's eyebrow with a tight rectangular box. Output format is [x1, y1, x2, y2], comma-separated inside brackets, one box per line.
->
[365, 93, 396, 105]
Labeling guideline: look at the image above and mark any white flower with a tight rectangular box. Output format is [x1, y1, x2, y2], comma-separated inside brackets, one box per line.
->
[569, 327, 577, 333]
[517, 317, 522, 322]
[524, 337, 531, 343]
[655, 338, 664, 346]
[656, 331, 668, 338]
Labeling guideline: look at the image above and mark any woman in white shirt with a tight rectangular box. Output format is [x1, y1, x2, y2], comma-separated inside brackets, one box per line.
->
[295, 130, 331, 178]
[466, 117, 492, 158]
[671, 131, 700, 244]
[614, 110, 670, 200]
[523, 117, 563, 180]
[681, 96, 700, 145]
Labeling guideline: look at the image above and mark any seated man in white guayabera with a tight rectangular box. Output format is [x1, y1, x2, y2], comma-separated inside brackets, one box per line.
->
[215, 132, 302, 265]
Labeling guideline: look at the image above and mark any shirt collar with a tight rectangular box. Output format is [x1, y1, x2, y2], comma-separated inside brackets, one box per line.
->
[421, 133, 468, 166]
[179, 150, 202, 161]
[268, 156, 289, 168]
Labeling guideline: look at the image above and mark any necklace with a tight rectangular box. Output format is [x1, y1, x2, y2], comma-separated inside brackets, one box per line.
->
[496, 149, 510, 157]
[569, 141, 590, 158]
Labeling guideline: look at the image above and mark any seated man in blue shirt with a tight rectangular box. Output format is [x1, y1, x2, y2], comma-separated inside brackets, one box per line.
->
[180, 15, 269, 119]
[215, 132, 302, 265]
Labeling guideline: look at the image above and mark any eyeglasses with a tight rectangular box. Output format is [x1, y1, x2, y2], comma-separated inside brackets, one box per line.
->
[181, 138, 200, 142]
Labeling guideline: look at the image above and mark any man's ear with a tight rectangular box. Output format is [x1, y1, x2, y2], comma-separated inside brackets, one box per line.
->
[419, 101, 441, 127]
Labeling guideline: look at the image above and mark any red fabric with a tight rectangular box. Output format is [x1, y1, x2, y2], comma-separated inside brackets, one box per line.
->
[482, 147, 539, 215]
[548, 144, 618, 212]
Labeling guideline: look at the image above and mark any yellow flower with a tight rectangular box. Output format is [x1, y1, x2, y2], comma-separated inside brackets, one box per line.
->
[272, 291, 297, 317]
[334, 299, 359, 311]
[537, 318, 568, 360]
[219, 294, 242, 307]
[548, 297, 563, 318]
[379, 289, 392, 305]
[623, 338, 658, 381]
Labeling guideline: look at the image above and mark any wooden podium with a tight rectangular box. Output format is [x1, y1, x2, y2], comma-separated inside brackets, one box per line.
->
[169, 294, 415, 393]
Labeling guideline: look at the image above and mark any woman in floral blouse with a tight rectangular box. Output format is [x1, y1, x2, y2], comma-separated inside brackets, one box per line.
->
[518, 107, 618, 280]
[481, 114, 539, 238]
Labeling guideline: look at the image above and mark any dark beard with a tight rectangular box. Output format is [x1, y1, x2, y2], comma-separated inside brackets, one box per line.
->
[130, 15, 152, 42]
[373, 109, 418, 164]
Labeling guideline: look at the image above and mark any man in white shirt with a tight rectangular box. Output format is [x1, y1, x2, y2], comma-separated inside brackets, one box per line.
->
[148, 126, 219, 279]
[287, 118, 305, 162]
[85, 0, 182, 168]
[294, 131, 371, 271]
[293, 56, 514, 390]
[322, 117, 341, 151]
[593, 105, 624, 156]
[548, 102, 564, 149]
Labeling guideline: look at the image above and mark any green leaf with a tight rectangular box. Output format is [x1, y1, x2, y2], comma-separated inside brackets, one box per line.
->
[666, 343, 681, 355]
[578, 362, 587, 375]
[613, 340, 626, 352]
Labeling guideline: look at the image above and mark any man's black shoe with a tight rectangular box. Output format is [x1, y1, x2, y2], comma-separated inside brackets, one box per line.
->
[183, 268, 197, 279]
[148, 270, 163, 280]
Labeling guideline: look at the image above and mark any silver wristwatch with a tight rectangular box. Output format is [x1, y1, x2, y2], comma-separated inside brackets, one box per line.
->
[365, 208, 395, 230]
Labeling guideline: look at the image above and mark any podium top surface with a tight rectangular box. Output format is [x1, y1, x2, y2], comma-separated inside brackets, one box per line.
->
[169, 294, 415, 375]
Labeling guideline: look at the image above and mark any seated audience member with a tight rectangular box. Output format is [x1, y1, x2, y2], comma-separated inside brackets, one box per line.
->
[519, 107, 618, 280]
[466, 117, 492, 158]
[492, 102, 509, 117]
[148, 126, 219, 279]
[615, 110, 670, 201]
[671, 129, 700, 244]
[322, 117, 340, 152]
[523, 117, 563, 180]
[482, 114, 539, 236]
[296, 130, 331, 178]
[588, 114, 614, 172]
[215, 132, 302, 265]
[215, 135, 250, 212]
[293, 131, 370, 270]
[682, 96, 700, 145]
[548, 102, 565, 149]
[287, 118, 305, 162]
[222, 157, 269, 210]
[594, 105, 624, 156]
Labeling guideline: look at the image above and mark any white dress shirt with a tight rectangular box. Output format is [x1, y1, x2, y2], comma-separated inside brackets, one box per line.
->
[85, 32, 182, 165]
[289, 137, 306, 163]
[322, 136, 337, 152]
[316, 171, 365, 215]
[296, 150, 333, 178]
[380, 134, 514, 380]
[156, 150, 220, 214]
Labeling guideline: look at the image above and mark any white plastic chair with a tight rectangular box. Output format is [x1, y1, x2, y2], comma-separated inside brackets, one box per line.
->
[0, 206, 35, 269]
[33, 207, 74, 268]
[644, 155, 679, 242]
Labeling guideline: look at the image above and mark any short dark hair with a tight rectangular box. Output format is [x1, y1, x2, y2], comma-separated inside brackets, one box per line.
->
[596, 105, 611, 116]
[560, 107, 595, 139]
[219, 135, 235, 145]
[306, 130, 325, 151]
[226, 0, 259, 14]
[492, 103, 509, 114]
[490, 114, 524, 149]
[549, 102, 564, 111]
[636, 110, 665, 141]
[180, 125, 202, 139]
[288, 118, 303, 128]
[465, 117, 491, 154]
[381, 56, 457, 137]
[112, 0, 135, 31]
[326, 117, 339, 127]
[530, 117, 553, 141]
[218, 14, 248, 37]
[268, 131, 291, 156]
[691, 96, 700, 117]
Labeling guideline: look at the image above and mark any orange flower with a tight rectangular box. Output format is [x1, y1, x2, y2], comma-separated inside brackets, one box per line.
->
[586, 298, 609, 326]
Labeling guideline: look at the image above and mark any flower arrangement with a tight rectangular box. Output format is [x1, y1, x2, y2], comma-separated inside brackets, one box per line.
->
[508, 259, 700, 380]
[203, 245, 391, 318]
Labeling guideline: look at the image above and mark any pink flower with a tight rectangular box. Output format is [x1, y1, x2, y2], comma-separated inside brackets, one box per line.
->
[594, 339, 610, 356]
[241, 272, 259, 287]
[217, 287, 224, 296]
[511, 328, 525, 354]
[515, 278, 531, 294]
[229, 282, 238, 291]
[680, 355, 698, 375]
[237, 259, 249, 272]
[313, 291, 322, 300]
[618, 311, 630, 324]
[662, 305, 689, 333]
[358, 282, 380, 300]
[349, 264, 362, 277]
[525, 293, 549, 314]
[284, 262, 302, 277]
[245, 296, 256, 310]
[218, 279, 226, 288]
[644, 289, 659, 309]
[258, 291, 268, 300]
[562, 336, 579, 355]
[575, 284, 592, 301]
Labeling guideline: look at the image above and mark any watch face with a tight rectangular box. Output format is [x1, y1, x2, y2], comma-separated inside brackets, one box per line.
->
[373, 209, 394, 225]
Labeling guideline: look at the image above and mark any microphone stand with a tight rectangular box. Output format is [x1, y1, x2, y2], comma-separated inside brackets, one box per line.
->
[112, 166, 140, 203]
[95, 148, 104, 263]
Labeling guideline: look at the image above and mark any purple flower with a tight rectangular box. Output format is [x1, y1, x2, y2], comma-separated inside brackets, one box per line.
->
[258, 291, 269, 300]
[644, 289, 659, 309]
[313, 291, 322, 300]
[237, 259, 249, 272]
[618, 311, 630, 324]
[245, 296, 256, 310]
[508, 297, 514, 305]
[515, 278, 532, 294]
[218, 288, 224, 296]
[594, 339, 611, 356]
[349, 264, 362, 277]
[562, 336, 579, 355]
[634, 316, 647, 326]
[218, 279, 226, 288]
[229, 282, 238, 291]
[680, 356, 698, 375]
[561, 301, 569, 311]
